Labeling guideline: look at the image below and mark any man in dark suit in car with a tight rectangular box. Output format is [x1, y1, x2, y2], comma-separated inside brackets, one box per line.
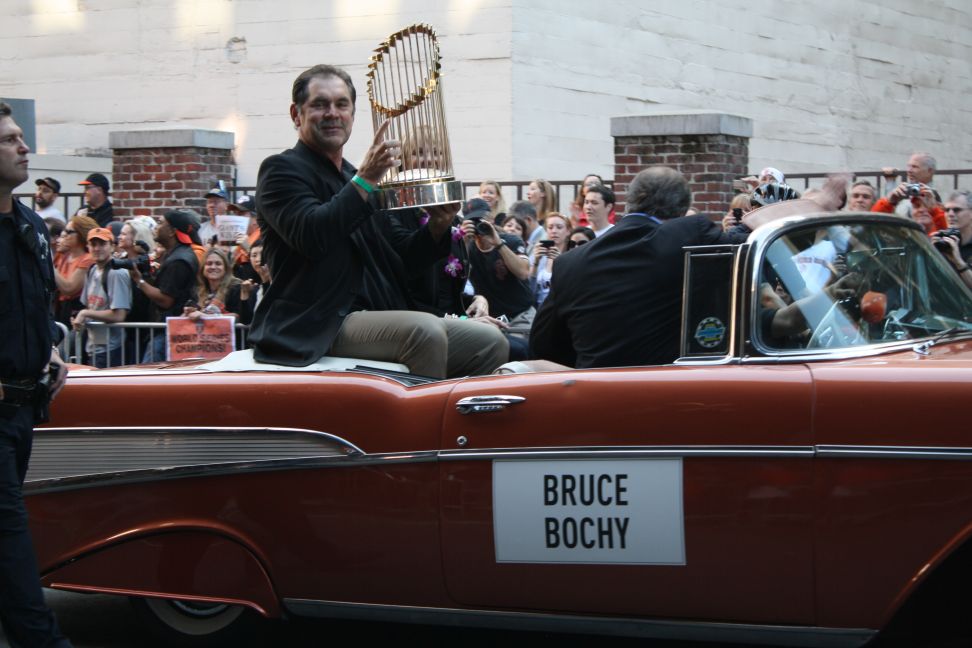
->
[530, 166, 746, 369]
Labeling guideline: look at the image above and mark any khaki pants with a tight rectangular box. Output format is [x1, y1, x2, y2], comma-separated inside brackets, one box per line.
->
[330, 310, 509, 379]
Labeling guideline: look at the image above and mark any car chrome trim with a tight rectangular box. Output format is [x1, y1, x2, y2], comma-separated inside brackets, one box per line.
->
[816, 445, 972, 460]
[282, 599, 875, 647]
[456, 395, 527, 414]
[29, 430, 972, 494]
[438, 446, 816, 460]
[24, 449, 440, 494]
[25, 426, 366, 492]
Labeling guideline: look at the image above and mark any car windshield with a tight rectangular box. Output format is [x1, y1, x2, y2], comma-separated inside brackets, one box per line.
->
[756, 220, 972, 351]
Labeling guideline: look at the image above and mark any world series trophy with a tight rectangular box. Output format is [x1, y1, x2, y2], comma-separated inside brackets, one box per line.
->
[365, 24, 464, 210]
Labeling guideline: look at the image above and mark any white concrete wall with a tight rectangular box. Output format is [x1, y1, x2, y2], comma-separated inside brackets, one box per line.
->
[3, 0, 969, 189]
[3, 0, 515, 186]
[512, 0, 972, 179]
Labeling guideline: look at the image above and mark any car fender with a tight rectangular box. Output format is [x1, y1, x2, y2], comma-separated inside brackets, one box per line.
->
[41, 527, 281, 617]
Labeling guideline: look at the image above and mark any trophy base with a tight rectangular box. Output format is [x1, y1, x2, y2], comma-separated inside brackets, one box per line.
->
[374, 179, 465, 211]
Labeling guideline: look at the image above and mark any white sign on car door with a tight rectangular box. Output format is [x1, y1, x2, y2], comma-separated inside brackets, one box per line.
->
[493, 458, 685, 565]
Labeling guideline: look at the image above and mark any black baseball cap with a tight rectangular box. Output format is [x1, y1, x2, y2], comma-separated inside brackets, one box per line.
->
[231, 194, 256, 214]
[79, 173, 110, 194]
[463, 197, 491, 219]
[35, 177, 61, 193]
[163, 209, 202, 246]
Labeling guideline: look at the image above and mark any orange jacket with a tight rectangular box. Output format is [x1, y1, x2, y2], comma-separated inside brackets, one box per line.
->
[871, 197, 947, 234]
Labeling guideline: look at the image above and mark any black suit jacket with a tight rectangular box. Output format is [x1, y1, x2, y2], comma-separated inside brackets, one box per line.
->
[530, 214, 744, 368]
[248, 141, 448, 366]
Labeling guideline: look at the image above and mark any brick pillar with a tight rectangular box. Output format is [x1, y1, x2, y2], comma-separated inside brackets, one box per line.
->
[108, 129, 235, 219]
[610, 112, 752, 217]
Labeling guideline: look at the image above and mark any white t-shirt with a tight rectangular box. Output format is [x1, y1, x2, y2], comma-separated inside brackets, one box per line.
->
[36, 204, 65, 223]
[533, 255, 554, 306]
[80, 265, 133, 351]
[593, 223, 614, 237]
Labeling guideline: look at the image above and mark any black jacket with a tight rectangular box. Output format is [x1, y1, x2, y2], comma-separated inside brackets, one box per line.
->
[81, 201, 114, 227]
[0, 200, 59, 380]
[530, 214, 745, 369]
[248, 141, 449, 366]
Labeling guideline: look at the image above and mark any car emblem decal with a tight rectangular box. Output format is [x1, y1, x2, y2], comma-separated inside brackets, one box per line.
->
[694, 317, 726, 349]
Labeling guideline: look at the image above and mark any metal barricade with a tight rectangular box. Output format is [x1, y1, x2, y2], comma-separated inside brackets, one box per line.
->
[73, 321, 250, 368]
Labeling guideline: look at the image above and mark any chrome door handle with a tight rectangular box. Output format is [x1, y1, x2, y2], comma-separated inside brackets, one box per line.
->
[456, 395, 526, 414]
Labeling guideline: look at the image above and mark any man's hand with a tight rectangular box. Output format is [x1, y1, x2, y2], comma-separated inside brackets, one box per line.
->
[477, 220, 502, 249]
[71, 310, 88, 331]
[888, 182, 916, 206]
[916, 186, 938, 210]
[461, 219, 477, 242]
[240, 279, 256, 300]
[466, 295, 489, 319]
[933, 231, 964, 266]
[46, 348, 68, 401]
[826, 272, 863, 301]
[425, 203, 461, 240]
[235, 233, 251, 252]
[356, 120, 399, 187]
[811, 173, 851, 212]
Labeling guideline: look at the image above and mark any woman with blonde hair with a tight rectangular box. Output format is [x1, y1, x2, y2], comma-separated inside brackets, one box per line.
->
[192, 247, 255, 324]
[478, 180, 507, 223]
[530, 212, 571, 307]
[722, 192, 754, 232]
[526, 179, 556, 225]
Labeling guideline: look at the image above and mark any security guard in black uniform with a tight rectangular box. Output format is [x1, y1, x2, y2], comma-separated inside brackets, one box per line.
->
[0, 102, 72, 646]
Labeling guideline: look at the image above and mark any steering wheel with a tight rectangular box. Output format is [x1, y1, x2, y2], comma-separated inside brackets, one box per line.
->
[806, 299, 867, 349]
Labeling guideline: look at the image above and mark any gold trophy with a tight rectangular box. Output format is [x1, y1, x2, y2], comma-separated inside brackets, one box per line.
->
[366, 24, 464, 210]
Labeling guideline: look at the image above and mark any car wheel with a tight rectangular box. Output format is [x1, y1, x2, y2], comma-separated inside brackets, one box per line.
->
[131, 596, 259, 646]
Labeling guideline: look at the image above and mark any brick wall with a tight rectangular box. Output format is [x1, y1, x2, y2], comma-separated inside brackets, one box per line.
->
[111, 147, 234, 219]
[108, 129, 235, 219]
[613, 134, 749, 216]
[611, 113, 752, 217]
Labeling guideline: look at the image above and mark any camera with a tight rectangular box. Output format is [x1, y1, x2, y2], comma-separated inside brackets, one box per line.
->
[732, 207, 743, 222]
[932, 228, 962, 253]
[906, 184, 923, 198]
[539, 240, 555, 249]
[466, 215, 493, 236]
[110, 254, 151, 274]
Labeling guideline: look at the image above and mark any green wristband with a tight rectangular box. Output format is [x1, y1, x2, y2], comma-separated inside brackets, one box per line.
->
[351, 174, 374, 194]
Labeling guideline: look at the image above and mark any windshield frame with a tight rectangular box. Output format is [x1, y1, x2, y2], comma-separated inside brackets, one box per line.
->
[742, 212, 972, 362]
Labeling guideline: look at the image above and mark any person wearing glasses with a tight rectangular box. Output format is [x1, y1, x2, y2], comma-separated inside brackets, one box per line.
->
[53, 215, 97, 325]
[933, 191, 972, 290]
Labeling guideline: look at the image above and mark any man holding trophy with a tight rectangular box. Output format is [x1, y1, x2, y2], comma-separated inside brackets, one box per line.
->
[248, 62, 507, 378]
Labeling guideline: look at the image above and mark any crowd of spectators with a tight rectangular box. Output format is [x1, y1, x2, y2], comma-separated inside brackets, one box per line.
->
[30, 145, 971, 372]
[41, 173, 266, 366]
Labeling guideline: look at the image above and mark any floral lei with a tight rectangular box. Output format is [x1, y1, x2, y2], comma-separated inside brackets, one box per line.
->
[419, 210, 465, 278]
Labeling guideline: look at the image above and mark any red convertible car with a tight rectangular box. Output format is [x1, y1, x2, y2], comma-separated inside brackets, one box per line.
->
[26, 213, 972, 646]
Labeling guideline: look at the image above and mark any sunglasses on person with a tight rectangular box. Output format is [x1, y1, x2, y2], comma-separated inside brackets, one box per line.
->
[567, 239, 589, 249]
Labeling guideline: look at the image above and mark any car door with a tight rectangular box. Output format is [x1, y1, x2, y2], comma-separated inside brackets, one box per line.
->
[440, 364, 816, 624]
